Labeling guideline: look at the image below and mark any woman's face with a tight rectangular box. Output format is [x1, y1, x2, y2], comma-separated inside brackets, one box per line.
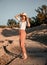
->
[21, 15, 26, 21]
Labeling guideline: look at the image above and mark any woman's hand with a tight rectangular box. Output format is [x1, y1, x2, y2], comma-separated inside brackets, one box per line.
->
[14, 14, 20, 21]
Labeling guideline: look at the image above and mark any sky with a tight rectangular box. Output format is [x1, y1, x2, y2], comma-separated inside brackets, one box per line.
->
[0, 0, 47, 25]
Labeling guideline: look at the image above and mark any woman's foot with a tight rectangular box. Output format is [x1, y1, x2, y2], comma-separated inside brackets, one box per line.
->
[22, 53, 27, 60]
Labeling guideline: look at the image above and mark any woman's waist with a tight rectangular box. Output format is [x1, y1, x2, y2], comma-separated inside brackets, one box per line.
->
[19, 29, 26, 34]
[19, 29, 25, 32]
[19, 26, 26, 30]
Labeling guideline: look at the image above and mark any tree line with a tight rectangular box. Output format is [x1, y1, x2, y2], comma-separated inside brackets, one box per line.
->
[7, 5, 47, 28]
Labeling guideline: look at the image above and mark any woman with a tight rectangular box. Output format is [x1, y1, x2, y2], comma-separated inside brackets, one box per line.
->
[14, 12, 30, 60]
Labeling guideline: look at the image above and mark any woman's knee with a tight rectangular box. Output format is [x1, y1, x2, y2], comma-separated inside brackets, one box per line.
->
[20, 42, 25, 48]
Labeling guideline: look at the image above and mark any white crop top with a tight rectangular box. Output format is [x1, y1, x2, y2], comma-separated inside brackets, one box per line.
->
[19, 21, 27, 30]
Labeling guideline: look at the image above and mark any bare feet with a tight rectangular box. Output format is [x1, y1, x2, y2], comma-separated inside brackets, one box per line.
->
[22, 53, 27, 60]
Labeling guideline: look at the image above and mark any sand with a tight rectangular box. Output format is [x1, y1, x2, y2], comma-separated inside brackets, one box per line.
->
[0, 24, 47, 65]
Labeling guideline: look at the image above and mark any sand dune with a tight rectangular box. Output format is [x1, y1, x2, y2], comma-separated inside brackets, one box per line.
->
[0, 24, 47, 65]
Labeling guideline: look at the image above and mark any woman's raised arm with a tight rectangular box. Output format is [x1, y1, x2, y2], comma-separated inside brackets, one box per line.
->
[14, 14, 20, 21]
[27, 17, 30, 27]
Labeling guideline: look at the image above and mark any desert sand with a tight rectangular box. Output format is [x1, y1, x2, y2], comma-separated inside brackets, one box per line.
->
[0, 24, 47, 65]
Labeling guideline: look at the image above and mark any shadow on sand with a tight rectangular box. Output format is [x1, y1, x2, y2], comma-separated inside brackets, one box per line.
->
[27, 34, 47, 45]
[1, 29, 19, 37]
[26, 24, 47, 34]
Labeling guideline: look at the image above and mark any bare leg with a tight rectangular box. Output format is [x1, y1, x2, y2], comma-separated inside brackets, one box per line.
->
[20, 30, 27, 60]
[19, 35, 22, 55]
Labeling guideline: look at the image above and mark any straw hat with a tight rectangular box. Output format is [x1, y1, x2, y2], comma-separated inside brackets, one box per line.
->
[20, 12, 27, 17]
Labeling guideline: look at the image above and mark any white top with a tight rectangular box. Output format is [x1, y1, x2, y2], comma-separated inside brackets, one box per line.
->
[19, 21, 27, 30]
[17, 18, 27, 30]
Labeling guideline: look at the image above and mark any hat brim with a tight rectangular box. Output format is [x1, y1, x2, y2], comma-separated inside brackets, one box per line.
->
[20, 14, 27, 17]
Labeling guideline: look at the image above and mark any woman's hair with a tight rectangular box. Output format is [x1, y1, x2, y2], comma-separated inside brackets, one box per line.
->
[25, 16, 27, 21]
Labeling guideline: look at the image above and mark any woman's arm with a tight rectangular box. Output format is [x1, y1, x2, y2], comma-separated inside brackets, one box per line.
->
[27, 17, 30, 27]
[14, 14, 20, 21]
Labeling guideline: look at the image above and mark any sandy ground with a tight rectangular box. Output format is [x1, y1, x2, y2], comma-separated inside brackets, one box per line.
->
[0, 24, 47, 65]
